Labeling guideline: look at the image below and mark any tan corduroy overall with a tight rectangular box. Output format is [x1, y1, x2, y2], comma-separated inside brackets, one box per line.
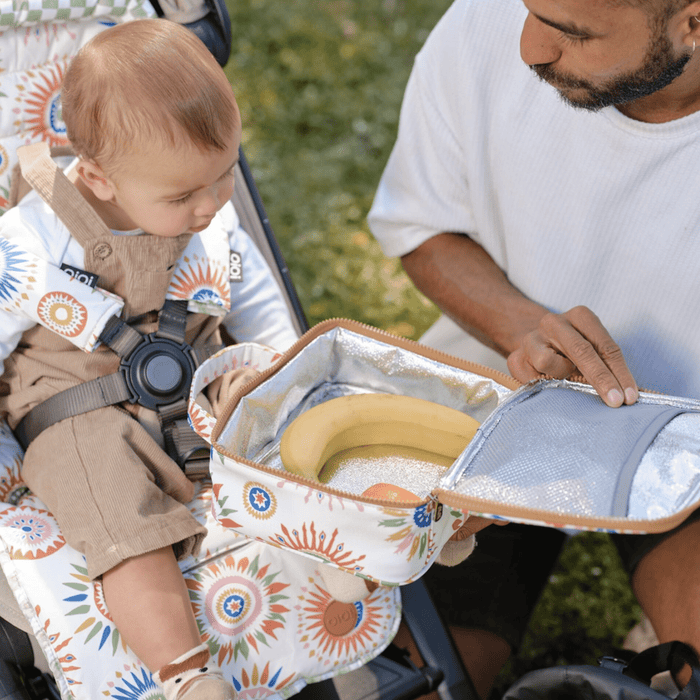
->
[0, 167, 226, 579]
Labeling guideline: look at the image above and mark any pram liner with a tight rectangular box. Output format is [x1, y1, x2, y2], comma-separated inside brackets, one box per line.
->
[0, 3, 418, 698]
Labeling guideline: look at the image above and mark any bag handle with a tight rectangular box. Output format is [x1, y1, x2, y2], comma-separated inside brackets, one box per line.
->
[625, 641, 700, 699]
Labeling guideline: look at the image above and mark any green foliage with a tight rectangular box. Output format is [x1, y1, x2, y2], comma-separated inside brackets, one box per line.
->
[224, 0, 642, 693]
[225, 0, 446, 336]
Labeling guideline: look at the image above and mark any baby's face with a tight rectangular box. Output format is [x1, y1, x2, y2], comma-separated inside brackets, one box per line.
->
[106, 126, 241, 237]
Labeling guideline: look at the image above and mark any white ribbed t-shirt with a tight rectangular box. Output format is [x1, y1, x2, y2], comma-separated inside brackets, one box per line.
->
[368, 0, 700, 399]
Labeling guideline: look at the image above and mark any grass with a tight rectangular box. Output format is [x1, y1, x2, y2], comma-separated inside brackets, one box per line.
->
[223, 0, 642, 693]
[225, 0, 443, 337]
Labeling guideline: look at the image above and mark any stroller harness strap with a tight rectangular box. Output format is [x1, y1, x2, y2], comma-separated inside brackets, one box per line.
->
[16, 299, 214, 476]
[15, 371, 133, 448]
[13, 143, 222, 474]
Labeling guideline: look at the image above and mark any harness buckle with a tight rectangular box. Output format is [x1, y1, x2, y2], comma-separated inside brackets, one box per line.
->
[120, 333, 197, 411]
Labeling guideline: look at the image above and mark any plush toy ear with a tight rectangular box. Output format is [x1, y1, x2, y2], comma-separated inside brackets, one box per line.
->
[75, 159, 117, 202]
[319, 564, 379, 603]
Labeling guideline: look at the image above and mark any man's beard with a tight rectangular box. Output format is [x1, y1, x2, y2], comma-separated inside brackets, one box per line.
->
[530, 30, 691, 111]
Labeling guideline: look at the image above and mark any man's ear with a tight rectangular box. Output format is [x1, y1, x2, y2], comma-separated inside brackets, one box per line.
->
[675, 2, 700, 51]
[75, 160, 116, 202]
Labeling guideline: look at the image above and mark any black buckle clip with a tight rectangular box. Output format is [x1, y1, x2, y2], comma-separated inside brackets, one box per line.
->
[120, 333, 197, 410]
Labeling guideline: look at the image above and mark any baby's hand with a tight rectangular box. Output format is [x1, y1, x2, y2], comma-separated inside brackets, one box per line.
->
[205, 367, 261, 420]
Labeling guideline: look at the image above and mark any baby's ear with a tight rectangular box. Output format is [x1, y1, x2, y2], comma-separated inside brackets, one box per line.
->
[75, 159, 115, 201]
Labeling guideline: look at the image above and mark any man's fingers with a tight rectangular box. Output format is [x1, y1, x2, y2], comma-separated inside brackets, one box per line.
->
[508, 308, 638, 408]
[551, 335, 626, 407]
[508, 342, 575, 386]
[507, 350, 542, 384]
[521, 333, 577, 378]
[560, 307, 638, 406]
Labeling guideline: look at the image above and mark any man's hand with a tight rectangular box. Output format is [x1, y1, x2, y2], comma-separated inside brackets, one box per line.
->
[401, 236, 638, 409]
[507, 306, 638, 408]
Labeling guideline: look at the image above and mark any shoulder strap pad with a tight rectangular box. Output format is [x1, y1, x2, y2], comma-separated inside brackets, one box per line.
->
[17, 142, 112, 243]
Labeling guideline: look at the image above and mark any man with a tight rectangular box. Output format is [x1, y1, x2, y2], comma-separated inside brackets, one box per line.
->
[367, 0, 700, 697]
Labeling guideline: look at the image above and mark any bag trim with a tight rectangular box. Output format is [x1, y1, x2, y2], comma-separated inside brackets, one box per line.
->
[433, 488, 700, 534]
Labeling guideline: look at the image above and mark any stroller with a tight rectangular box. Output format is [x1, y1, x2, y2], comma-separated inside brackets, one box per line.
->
[0, 2, 477, 700]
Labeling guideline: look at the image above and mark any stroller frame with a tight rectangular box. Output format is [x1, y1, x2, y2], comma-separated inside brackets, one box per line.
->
[0, 4, 479, 699]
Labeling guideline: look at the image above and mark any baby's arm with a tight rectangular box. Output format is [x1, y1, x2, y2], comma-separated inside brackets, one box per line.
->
[218, 203, 299, 352]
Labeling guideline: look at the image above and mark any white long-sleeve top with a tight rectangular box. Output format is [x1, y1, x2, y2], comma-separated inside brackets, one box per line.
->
[368, 0, 700, 399]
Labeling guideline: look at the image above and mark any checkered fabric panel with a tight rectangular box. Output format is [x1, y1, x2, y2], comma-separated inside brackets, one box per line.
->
[0, 0, 151, 29]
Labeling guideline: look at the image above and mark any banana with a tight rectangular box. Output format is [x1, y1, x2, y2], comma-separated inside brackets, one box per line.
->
[279, 393, 480, 480]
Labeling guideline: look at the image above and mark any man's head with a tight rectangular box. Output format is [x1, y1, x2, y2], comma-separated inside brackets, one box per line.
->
[62, 19, 242, 237]
[520, 0, 700, 111]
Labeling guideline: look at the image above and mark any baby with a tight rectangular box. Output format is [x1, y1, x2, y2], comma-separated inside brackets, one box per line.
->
[0, 18, 296, 700]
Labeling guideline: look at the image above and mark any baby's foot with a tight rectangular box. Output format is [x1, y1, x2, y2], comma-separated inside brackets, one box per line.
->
[154, 643, 237, 700]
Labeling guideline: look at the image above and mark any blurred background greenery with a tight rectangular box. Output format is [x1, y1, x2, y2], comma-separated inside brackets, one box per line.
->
[223, 0, 642, 695]
[225, 0, 441, 337]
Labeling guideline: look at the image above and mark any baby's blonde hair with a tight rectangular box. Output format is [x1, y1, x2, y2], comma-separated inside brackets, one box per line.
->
[62, 19, 240, 172]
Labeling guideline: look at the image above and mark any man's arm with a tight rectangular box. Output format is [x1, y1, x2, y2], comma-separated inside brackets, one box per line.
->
[402, 233, 638, 408]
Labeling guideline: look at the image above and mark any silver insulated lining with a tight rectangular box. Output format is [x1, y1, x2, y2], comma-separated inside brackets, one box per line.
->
[216, 327, 511, 500]
[216, 328, 700, 523]
[443, 381, 700, 521]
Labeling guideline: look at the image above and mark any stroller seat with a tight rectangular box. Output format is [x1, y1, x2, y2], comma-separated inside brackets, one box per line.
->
[0, 3, 401, 697]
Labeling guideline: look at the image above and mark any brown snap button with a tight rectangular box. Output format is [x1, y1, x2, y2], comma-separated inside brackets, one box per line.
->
[94, 242, 112, 260]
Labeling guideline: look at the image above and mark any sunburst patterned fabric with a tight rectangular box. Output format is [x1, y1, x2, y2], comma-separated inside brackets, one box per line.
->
[0, 346, 400, 698]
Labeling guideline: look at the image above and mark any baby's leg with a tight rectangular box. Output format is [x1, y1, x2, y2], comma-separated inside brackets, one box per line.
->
[102, 546, 199, 669]
[103, 546, 236, 700]
[21, 411, 234, 698]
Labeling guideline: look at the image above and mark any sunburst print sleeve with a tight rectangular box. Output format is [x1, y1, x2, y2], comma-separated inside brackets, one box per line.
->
[0, 236, 41, 376]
